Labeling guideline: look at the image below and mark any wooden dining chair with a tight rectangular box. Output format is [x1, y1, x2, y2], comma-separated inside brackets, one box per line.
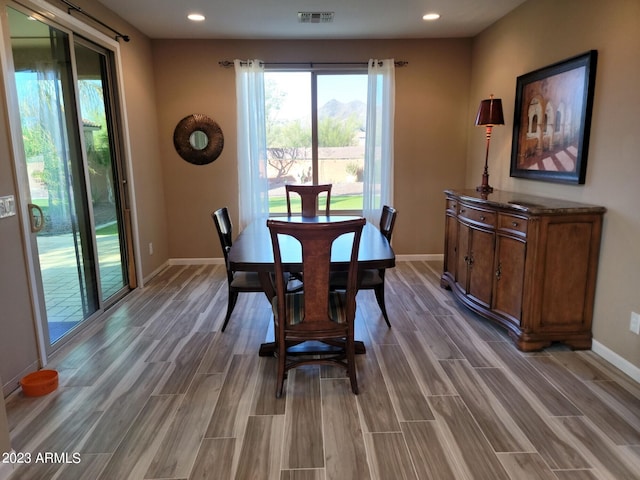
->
[285, 184, 332, 217]
[211, 207, 264, 332]
[267, 216, 366, 397]
[330, 205, 398, 328]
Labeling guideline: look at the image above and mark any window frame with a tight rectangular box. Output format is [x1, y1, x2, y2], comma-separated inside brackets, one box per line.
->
[264, 67, 367, 216]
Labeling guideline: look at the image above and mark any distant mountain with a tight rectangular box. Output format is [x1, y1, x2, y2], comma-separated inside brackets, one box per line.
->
[319, 99, 366, 127]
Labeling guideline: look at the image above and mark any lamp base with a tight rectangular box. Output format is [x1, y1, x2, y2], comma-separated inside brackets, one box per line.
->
[476, 170, 493, 194]
[476, 184, 494, 194]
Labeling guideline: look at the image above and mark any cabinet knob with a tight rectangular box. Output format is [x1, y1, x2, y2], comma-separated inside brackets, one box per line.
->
[480, 215, 486, 221]
[460, 208, 465, 214]
[495, 263, 502, 280]
[512, 221, 519, 227]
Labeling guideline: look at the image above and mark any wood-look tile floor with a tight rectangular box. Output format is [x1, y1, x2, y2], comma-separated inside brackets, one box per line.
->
[5, 261, 640, 480]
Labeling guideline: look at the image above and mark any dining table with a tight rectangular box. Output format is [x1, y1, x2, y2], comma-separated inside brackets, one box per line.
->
[228, 215, 396, 356]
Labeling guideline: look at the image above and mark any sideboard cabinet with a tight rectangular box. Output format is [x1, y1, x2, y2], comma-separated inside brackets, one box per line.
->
[441, 189, 605, 351]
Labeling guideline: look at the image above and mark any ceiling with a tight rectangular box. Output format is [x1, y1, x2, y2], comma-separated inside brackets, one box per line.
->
[96, 0, 526, 40]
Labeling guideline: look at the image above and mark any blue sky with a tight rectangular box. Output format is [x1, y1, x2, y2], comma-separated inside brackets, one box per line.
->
[266, 72, 367, 120]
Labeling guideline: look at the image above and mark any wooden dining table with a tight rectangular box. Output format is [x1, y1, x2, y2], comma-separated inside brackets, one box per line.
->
[228, 215, 396, 355]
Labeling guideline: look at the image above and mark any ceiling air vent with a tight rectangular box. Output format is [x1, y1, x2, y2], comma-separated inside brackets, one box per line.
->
[298, 12, 334, 23]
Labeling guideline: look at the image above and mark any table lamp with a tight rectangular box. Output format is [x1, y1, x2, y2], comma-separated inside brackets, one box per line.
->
[475, 94, 504, 194]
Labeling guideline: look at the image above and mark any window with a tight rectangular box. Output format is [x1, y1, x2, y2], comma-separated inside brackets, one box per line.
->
[264, 71, 367, 214]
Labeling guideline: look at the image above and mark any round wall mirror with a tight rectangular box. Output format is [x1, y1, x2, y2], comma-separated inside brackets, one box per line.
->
[173, 114, 224, 165]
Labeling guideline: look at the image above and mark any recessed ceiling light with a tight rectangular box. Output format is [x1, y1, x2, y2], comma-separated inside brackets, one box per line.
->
[423, 13, 441, 21]
[188, 13, 205, 22]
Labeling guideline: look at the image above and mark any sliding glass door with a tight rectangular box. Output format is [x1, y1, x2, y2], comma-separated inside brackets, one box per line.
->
[74, 40, 129, 302]
[5, 6, 131, 352]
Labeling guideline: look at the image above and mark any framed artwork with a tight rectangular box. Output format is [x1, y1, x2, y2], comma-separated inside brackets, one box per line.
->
[510, 50, 597, 184]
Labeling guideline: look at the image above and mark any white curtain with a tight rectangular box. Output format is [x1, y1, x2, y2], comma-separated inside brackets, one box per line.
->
[363, 59, 395, 224]
[234, 59, 269, 229]
[34, 62, 71, 224]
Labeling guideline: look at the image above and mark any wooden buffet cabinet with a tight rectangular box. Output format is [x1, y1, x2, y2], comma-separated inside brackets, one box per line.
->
[441, 189, 605, 351]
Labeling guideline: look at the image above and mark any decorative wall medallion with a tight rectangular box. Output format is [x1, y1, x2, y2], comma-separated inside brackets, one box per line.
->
[173, 113, 224, 165]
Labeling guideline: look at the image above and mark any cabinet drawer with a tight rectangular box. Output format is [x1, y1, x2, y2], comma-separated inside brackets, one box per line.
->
[458, 204, 496, 227]
[498, 214, 528, 236]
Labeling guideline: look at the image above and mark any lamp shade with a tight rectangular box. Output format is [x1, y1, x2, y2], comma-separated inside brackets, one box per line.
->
[475, 96, 504, 126]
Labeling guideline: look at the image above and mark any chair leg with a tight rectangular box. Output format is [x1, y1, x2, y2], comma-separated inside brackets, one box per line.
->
[221, 289, 239, 332]
[276, 343, 286, 398]
[346, 336, 358, 394]
[374, 283, 391, 328]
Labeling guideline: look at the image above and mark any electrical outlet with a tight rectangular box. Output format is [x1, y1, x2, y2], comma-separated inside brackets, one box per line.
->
[630, 311, 640, 335]
[148, 242, 154, 255]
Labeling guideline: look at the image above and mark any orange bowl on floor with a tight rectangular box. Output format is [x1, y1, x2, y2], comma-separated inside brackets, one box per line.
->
[20, 369, 58, 397]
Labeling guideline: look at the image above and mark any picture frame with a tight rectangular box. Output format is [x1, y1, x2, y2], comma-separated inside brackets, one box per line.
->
[510, 50, 597, 184]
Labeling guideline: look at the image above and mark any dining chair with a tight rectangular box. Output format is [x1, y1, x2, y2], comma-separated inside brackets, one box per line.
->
[211, 207, 265, 332]
[267, 216, 366, 397]
[285, 183, 332, 217]
[330, 205, 398, 328]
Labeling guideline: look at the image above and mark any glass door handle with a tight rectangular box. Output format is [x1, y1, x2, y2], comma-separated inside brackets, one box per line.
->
[28, 203, 45, 232]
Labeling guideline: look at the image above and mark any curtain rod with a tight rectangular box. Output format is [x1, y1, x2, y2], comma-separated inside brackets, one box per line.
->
[218, 60, 407, 68]
[60, 0, 130, 42]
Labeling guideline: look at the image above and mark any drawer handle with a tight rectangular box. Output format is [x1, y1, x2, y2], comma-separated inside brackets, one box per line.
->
[480, 215, 486, 221]
[512, 221, 519, 227]
[465, 255, 474, 267]
[460, 208, 465, 214]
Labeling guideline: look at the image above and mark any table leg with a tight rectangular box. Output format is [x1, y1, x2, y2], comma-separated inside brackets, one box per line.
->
[258, 271, 275, 300]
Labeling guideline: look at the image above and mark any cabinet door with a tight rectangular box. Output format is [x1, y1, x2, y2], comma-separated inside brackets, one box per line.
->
[455, 222, 470, 292]
[493, 235, 526, 325]
[467, 228, 495, 308]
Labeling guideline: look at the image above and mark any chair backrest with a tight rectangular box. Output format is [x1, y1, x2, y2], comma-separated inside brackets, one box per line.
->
[211, 207, 233, 273]
[267, 217, 365, 328]
[379, 205, 398, 242]
[285, 184, 332, 217]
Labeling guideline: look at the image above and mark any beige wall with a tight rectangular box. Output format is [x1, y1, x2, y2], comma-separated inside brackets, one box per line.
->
[152, 38, 472, 258]
[469, 0, 640, 369]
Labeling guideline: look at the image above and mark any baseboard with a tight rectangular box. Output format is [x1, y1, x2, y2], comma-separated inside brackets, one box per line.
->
[168, 258, 225, 266]
[3, 360, 38, 397]
[141, 260, 170, 286]
[395, 254, 443, 262]
[0, 451, 15, 480]
[592, 340, 640, 383]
